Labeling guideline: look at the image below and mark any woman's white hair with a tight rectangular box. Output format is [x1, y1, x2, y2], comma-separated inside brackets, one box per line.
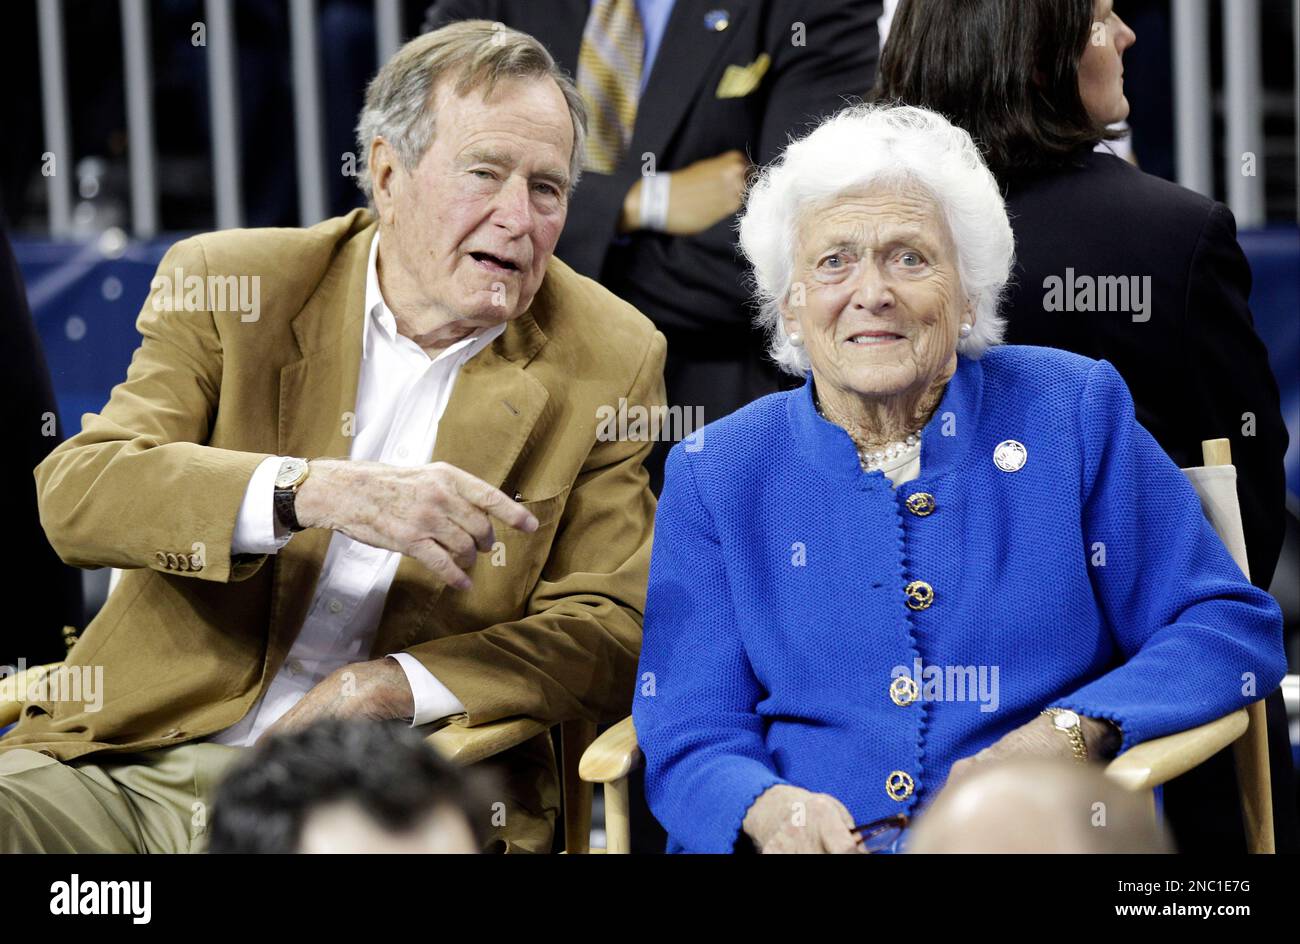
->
[738, 103, 1015, 376]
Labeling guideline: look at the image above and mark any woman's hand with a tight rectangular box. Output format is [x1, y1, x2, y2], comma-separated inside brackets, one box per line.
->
[741, 784, 864, 853]
[944, 712, 1121, 791]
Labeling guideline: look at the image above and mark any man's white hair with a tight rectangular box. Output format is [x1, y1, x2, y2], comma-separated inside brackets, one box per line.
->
[355, 20, 587, 205]
[738, 104, 1015, 376]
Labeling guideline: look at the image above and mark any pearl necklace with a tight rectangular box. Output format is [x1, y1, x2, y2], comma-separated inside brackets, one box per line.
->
[856, 432, 922, 472]
[815, 395, 923, 473]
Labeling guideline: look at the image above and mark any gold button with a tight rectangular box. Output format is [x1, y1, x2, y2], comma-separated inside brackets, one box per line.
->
[904, 580, 934, 610]
[905, 492, 936, 516]
[886, 771, 914, 801]
[889, 675, 919, 706]
[155, 551, 168, 568]
[165, 552, 179, 570]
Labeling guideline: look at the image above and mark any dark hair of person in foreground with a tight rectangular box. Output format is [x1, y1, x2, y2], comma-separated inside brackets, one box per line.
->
[207, 719, 492, 854]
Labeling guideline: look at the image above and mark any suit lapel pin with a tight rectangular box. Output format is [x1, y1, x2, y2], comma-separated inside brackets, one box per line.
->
[704, 9, 730, 32]
[993, 439, 1027, 472]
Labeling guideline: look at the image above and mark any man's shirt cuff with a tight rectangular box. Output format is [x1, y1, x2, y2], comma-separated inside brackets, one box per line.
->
[387, 652, 467, 726]
[231, 455, 294, 555]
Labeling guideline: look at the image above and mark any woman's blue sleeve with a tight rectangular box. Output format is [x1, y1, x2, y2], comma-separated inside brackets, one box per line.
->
[632, 444, 789, 853]
[1054, 359, 1286, 751]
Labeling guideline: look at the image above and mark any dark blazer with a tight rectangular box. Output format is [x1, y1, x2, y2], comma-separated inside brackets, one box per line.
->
[425, 0, 880, 424]
[0, 227, 82, 668]
[998, 149, 1294, 852]
[1001, 150, 1287, 590]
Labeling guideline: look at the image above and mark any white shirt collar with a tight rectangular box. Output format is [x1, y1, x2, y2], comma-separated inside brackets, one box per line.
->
[362, 231, 507, 362]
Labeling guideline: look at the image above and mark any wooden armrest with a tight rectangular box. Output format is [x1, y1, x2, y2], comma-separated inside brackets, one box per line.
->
[1104, 708, 1248, 791]
[0, 662, 63, 728]
[579, 715, 641, 783]
[423, 716, 549, 767]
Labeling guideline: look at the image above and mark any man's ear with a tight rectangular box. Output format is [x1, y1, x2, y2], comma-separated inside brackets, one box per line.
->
[370, 137, 400, 225]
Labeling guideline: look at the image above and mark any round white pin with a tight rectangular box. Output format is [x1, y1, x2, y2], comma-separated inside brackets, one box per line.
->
[993, 439, 1027, 472]
[704, 9, 730, 31]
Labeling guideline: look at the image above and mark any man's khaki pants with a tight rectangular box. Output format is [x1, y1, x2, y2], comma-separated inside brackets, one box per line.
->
[0, 743, 244, 853]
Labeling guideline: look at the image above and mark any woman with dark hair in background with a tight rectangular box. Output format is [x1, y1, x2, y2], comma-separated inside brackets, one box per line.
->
[875, 0, 1293, 854]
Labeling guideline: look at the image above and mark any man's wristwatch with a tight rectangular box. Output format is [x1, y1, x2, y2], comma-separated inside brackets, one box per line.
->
[273, 457, 311, 533]
[1041, 708, 1089, 763]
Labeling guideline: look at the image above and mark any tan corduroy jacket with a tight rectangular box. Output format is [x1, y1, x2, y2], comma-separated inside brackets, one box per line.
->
[5, 209, 666, 851]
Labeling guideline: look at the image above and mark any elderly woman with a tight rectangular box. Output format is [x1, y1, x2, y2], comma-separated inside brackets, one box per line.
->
[631, 104, 1287, 854]
[876, 3, 1295, 852]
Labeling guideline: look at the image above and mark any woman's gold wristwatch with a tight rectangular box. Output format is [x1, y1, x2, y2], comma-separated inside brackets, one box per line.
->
[1041, 708, 1089, 763]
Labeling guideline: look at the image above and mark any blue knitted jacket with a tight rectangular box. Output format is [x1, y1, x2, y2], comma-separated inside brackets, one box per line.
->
[632, 345, 1286, 854]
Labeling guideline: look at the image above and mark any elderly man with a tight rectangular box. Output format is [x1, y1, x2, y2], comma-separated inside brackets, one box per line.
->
[0, 21, 665, 854]
[425, 1, 881, 491]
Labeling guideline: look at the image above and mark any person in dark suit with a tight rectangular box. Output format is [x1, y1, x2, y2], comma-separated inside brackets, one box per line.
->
[425, 1, 881, 487]
[876, 0, 1294, 853]
[0, 226, 82, 672]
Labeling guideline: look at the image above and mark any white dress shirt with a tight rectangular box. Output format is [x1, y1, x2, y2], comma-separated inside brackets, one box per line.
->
[210, 232, 506, 746]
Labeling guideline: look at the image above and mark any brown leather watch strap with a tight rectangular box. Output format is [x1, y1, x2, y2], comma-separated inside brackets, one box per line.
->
[274, 485, 305, 533]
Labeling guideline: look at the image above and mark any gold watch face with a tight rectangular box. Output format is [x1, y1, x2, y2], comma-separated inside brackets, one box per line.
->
[1054, 709, 1080, 730]
[275, 458, 309, 489]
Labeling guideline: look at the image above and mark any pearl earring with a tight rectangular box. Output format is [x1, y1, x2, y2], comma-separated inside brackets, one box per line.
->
[789, 332, 804, 347]
[959, 323, 972, 338]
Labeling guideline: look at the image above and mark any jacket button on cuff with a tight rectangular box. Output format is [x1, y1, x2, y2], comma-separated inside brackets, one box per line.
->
[165, 552, 179, 570]
[905, 492, 936, 516]
[904, 580, 934, 610]
[155, 551, 168, 568]
[890, 675, 919, 706]
[886, 771, 914, 801]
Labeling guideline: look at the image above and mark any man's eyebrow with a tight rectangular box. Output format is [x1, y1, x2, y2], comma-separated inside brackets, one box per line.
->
[533, 167, 570, 190]
[461, 146, 515, 168]
[460, 148, 569, 190]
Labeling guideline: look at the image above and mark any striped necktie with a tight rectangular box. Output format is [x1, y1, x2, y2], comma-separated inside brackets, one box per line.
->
[575, 0, 644, 174]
